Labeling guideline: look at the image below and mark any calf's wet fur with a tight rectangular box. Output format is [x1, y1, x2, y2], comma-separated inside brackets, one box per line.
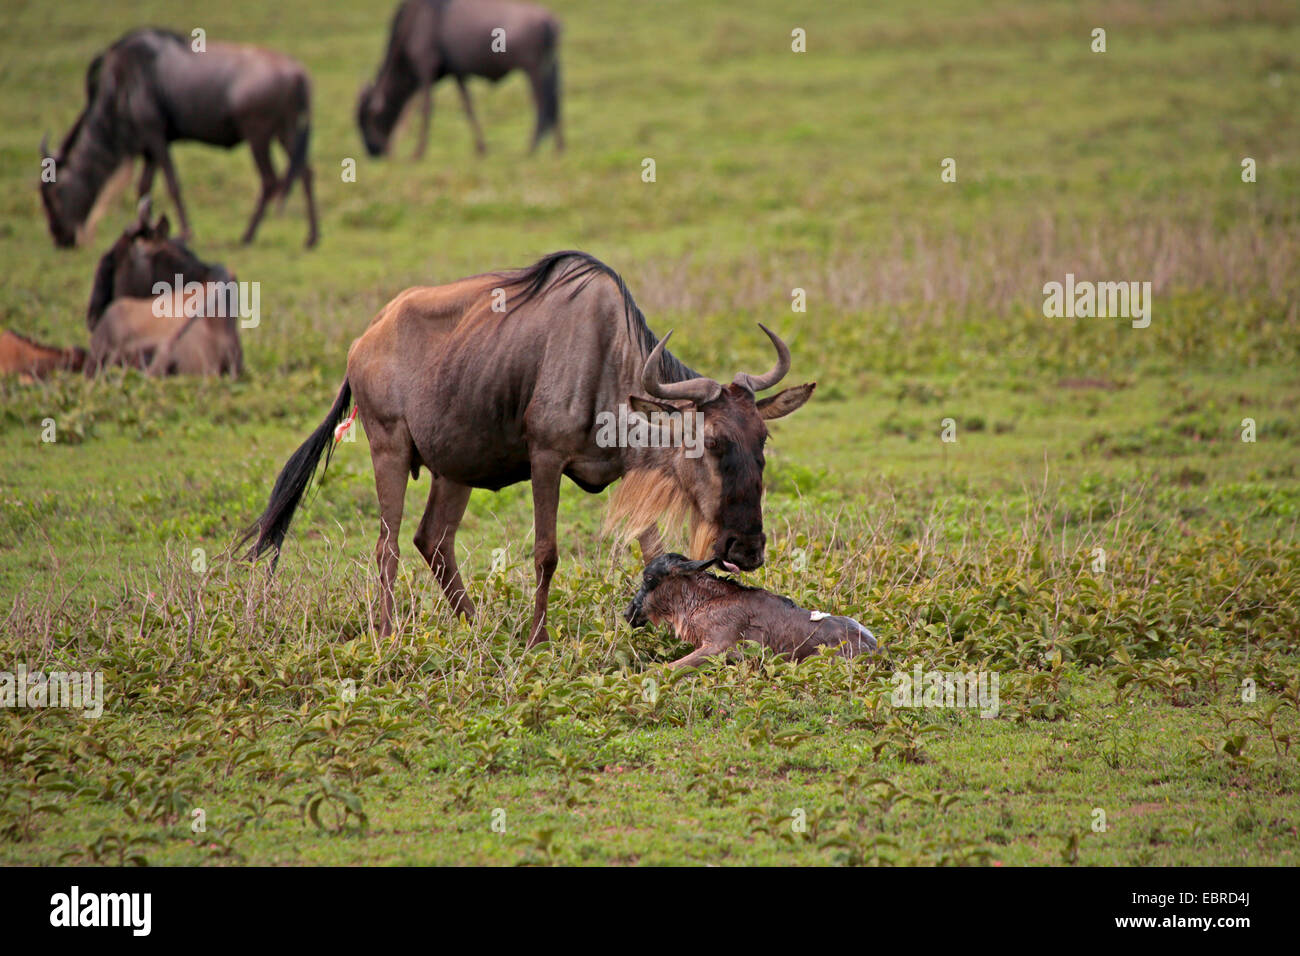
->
[626, 552, 877, 669]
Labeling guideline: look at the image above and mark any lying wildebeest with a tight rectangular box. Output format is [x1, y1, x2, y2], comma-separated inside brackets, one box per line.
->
[240, 251, 814, 645]
[358, 0, 563, 158]
[87, 294, 244, 377]
[0, 330, 87, 381]
[626, 553, 878, 669]
[87, 199, 234, 331]
[40, 28, 318, 249]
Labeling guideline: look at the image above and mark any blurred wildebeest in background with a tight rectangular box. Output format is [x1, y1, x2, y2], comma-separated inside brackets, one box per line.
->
[0, 330, 87, 381]
[40, 28, 319, 249]
[87, 199, 234, 331]
[240, 251, 813, 646]
[87, 295, 244, 378]
[359, 0, 563, 158]
[626, 553, 878, 670]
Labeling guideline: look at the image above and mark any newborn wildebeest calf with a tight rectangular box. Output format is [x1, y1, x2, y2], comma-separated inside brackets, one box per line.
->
[625, 553, 877, 669]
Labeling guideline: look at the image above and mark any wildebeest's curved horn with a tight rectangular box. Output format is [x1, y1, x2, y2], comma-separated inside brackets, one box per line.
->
[40, 133, 51, 159]
[136, 196, 152, 222]
[732, 323, 790, 393]
[642, 331, 722, 404]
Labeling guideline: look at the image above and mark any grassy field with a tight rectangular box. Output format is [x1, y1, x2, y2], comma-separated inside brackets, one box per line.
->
[1, 0, 1298, 865]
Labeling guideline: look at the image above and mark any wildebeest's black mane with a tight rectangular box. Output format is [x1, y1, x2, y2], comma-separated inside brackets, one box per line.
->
[497, 251, 702, 385]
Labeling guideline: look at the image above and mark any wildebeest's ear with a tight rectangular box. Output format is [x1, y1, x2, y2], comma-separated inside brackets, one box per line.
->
[154, 214, 171, 238]
[756, 382, 816, 420]
[628, 395, 683, 417]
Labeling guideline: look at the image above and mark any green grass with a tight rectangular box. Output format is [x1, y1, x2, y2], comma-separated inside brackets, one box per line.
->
[1, 0, 1298, 865]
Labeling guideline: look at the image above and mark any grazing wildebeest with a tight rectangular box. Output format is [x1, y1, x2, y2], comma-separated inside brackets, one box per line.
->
[625, 553, 878, 669]
[87, 199, 234, 331]
[40, 28, 319, 249]
[0, 330, 87, 381]
[240, 251, 814, 645]
[87, 295, 244, 377]
[358, 0, 563, 159]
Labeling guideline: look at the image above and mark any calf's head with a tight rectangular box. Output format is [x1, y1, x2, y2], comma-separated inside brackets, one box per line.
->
[614, 325, 814, 573]
[625, 553, 720, 628]
[87, 200, 234, 329]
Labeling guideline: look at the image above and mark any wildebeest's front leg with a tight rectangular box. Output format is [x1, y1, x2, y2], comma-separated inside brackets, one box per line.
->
[413, 476, 476, 620]
[155, 148, 192, 240]
[454, 77, 487, 156]
[527, 451, 565, 648]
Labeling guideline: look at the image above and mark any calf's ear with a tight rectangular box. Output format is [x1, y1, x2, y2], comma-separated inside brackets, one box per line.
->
[756, 382, 816, 420]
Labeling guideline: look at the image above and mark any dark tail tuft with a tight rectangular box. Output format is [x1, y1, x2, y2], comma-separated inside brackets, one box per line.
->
[238, 379, 352, 565]
[538, 22, 561, 140]
[280, 76, 312, 201]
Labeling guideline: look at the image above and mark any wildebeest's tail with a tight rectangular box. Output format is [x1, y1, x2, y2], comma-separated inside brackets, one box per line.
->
[238, 378, 352, 565]
[537, 22, 562, 141]
[280, 74, 312, 201]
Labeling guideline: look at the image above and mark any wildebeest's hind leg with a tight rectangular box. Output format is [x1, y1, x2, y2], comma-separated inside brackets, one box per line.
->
[413, 476, 476, 620]
[240, 136, 280, 245]
[367, 421, 412, 637]
[454, 78, 487, 156]
[527, 451, 565, 648]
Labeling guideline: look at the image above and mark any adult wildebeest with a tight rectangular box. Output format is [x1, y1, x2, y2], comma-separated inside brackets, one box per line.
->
[358, 0, 563, 159]
[86, 294, 244, 378]
[240, 251, 813, 646]
[87, 199, 234, 330]
[40, 29, 319, 249]
[625, 553, 878, 670]
[0, 330, 87, 381]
